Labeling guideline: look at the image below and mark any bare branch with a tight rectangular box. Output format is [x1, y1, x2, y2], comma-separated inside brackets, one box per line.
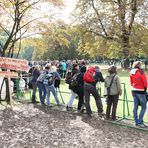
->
[86, 29, 116, 40]
[127, 0, 137, 35]
[19, 0, 41, 19]
[90, 0, 108, 37]
[15, 17, 43, 34]
[0, 4, 14, 20]
[0, 24, 10, 36]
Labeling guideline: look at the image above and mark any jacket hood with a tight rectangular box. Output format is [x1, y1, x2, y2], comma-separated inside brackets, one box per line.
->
[130, 68, 138, 75]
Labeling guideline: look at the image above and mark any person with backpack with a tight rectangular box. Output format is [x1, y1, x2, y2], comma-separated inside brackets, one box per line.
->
[130, 61, 147, 128]
[69, 64, 86, 113]
[83, 66, 104, 117]
[37, 66, 50, 105]
[104, 65, 122, 121]
[43, 64, 61, 106]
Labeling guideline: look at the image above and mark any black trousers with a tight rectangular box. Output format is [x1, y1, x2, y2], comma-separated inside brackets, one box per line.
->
[106, 94, 119, 120]
[84, 83, 103, 115]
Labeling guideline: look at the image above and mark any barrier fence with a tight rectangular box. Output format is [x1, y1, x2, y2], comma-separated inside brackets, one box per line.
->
[1, 77, 148, 131]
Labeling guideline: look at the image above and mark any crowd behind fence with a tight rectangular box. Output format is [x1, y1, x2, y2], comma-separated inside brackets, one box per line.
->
[9, 77, 148, 124]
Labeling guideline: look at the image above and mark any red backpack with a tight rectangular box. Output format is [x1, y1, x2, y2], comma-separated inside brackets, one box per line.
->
[83, 66, 96, 83]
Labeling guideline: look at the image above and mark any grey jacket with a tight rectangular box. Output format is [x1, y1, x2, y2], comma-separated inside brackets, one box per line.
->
[104, 74, 122, 96]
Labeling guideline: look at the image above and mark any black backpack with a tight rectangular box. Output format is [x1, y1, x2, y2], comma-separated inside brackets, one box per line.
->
[70, 73, 81, 87]
[65, 70, 72, 84]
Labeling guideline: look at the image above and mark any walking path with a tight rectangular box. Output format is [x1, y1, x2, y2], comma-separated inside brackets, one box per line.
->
[0, 103, 148, 148]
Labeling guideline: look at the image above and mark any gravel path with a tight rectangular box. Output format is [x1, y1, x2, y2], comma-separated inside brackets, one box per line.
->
[0, 104, 148, 148]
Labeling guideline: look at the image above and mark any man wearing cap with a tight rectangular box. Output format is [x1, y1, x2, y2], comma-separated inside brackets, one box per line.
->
[130, 61, 147, 128]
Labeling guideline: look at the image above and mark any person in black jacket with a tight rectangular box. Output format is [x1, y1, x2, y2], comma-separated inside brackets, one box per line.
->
[84, 66, 104, 117]
[66, 63, 79, 110]
[74, 65, 86, 112]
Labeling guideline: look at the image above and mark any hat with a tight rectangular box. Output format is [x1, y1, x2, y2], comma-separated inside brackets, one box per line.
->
[133, 61, 142, 68]
[45, 63, 51, 69]
[108, 65, 117, 74]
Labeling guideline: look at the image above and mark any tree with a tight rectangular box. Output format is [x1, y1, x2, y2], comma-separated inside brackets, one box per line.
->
[0, 0, 63, 103]
[41, 22, 81, 60]
[0, 0, 63, 58]
[74, 0, 148, 68]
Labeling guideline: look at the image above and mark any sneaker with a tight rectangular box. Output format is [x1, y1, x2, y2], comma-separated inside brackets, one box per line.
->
[135, 123, 139, 127]
[66, 106, 73, 111]
[57, 103, 62, 106]
[138, 123, 147, 128]
[75, 110, 81, 113]
[80, 108, 85, 113]
[105, 117, 111, 120]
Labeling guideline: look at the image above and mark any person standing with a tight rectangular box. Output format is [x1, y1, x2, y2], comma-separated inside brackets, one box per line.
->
[31, 65, 40, 103]
[66, 63, 79, 110]
[44, 64, 61, 106]
[83, 66, 104, 117]
[37, 66, 50, 105]
[104, 65, 122, 120]
[61, 60, 67, 78]
[130, 61, 147, 127]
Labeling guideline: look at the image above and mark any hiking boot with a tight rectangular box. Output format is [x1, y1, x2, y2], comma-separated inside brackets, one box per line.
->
[98, 112, 105, 117]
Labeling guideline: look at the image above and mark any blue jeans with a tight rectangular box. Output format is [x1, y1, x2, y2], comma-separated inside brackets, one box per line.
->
[37, 82, 46, 104]
[133, 92, 146, 125]
[45, 85, 60, 106]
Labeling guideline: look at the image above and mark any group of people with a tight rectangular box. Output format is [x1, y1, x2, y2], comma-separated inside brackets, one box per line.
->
[29, 60, 148, 128]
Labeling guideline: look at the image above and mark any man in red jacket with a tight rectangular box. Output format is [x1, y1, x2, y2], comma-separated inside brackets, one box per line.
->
[130, 61, 147, 128]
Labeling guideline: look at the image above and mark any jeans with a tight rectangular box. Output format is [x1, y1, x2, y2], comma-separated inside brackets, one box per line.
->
[37, 82, 46, 104]
[45, 85, 60, 106]
[132, 92, 147, 125]
[67, 90, 77, 107]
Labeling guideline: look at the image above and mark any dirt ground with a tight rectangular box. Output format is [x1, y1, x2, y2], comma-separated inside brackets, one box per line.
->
[0, 103, 148, 148]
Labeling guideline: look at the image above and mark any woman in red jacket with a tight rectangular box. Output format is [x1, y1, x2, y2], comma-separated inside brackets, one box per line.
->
[130, 61, 147, 128]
